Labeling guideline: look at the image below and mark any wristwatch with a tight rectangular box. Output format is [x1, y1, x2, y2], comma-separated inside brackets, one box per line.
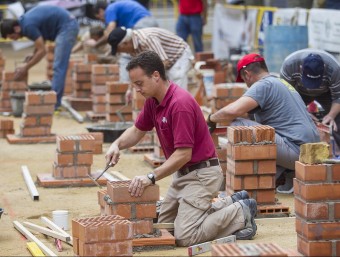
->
[147, 172, 156, 184]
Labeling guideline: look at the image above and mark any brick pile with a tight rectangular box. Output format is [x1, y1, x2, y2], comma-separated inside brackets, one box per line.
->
[80, 132, 103, 154]
[89, 64, 119, 117]
[0, 119, 14, 138]
[98, 180, 159, 237]
[295, 161, 340, 256]
[72, 215, 133, 256]
[211, 242, 288, 256]
[53, 134, 95, 178]
[19, 91, 56, 137]
[73, 63, 92, 98]
[225, 125, 277, 205]
[0, 71, 27, 112]
[106, 81, 132, 122]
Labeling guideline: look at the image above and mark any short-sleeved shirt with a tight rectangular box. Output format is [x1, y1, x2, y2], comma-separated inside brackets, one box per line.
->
[280, 48, 340, 103]
[105, 1, 151, 28]
[132, 28, 188, 68]
[179, 0, 204, 15]
[19, 5, 73, 41]
[135, 82, 216, 168]
[244, 74, 320, 153]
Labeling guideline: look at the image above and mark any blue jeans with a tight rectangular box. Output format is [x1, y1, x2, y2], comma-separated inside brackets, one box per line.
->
[176, 14, 203, 53]
[52, 19, 79, 108]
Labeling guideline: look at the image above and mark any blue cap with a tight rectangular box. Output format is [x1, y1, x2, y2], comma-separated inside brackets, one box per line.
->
[302, 53, 324, 89]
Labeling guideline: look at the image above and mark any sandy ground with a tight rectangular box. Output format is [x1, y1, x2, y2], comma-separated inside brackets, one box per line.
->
[0, 44, 297, 256]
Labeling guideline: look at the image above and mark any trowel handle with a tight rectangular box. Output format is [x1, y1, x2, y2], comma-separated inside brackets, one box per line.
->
[95, 163, 113, 181]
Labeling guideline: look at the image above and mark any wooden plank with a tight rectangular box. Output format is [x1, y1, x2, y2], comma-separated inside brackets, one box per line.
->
[110, 171, 130, 181]
[21, 166, 39, 201]
[153, 223, 174, 229]
[13, 221, 57, 257]
[23, 222, 70, 242]
[27, 242, 45, 257]
[40, 217, 73, 246]
[132, 229, 175, 247]
[188, 235, 236, 256]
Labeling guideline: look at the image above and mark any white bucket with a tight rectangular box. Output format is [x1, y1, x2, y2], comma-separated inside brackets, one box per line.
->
[194, 61, 215, 97]
[52, 210, 69, 231]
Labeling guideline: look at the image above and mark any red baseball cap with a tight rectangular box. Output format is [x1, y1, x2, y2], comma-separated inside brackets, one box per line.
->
[236, 53, 265, 82]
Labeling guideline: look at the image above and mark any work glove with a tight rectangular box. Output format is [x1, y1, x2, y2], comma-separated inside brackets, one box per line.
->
[207, 114, 216, 134]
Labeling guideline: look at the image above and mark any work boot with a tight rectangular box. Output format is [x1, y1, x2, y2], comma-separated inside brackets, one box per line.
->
[276, 170, 294, 194]
[234, 199, 257, 240]
[231, 190, 249, 203]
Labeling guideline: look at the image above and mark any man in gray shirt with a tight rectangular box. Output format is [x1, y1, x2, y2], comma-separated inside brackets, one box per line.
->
[207, 53, 320, 194]
[280, 48, 340, 152]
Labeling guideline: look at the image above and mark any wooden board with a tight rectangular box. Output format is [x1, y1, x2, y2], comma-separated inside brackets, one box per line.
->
[37, 171, 108, 188]
[132, 229, 175, 247]
[7, 134, 56, 144]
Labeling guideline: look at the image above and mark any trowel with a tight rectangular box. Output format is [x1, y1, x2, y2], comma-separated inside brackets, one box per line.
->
[88, 162, 113, 187]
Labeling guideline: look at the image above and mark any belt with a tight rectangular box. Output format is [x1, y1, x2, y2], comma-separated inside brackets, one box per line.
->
[178, 158, 220, 177]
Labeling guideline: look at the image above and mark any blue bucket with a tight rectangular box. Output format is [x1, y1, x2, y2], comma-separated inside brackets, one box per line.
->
[264, 25, 308, 73]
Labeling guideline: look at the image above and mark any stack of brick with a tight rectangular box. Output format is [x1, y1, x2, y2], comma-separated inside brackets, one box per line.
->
[211, 83, 248, 124]
[20, 91, 56, 138]
[64, 57, 83, 96]
[226, 125, 277, 205]
[53, 134, 95, 178]
[89, 64, 119, 117]
[106, 81, 132, 122]
[72, 215, 133, 256]
[211, 242, 288, 257]
[0, 71, 27, 112]
[45, 43, 54, 81]
[295, 160, 340, 256]
[0, 50, 5, 81]
[73, 63, 92, 98]
[98, 180, 159, 237]
[0, 119, 14, 138]
[81, 132, 103, 154]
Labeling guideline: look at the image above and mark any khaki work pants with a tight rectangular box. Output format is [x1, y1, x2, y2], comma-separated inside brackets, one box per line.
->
[157, 166, 245, 246]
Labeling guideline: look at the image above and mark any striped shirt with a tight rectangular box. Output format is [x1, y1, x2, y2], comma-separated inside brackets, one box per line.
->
[280, 48, 340, 103]
[131, 28, 188, 68]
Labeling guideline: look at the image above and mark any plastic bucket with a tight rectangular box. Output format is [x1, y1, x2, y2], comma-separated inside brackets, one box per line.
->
[10, 91, 25, 117]
[194, 61, 215, 97]
[52, 210, 69, 231]
[264, 25, 308, 73]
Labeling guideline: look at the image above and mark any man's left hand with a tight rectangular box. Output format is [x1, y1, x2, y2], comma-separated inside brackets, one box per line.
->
[128, 175, 152, 197]
[323, 115, 338, 132]
[14, 66, 28, 81]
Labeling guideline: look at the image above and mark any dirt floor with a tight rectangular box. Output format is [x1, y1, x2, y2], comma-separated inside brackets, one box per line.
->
[0, 44, 297, 256]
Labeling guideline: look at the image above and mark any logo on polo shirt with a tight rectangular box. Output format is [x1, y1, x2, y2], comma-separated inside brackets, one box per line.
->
[162, 117, 167, 123]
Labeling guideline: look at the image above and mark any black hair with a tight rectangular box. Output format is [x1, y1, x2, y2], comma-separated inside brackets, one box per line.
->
[93, 1, 108, 15]
[0, 19, 19, 39]
[241, 61, 268, 77]
[126, 51, 167, 81]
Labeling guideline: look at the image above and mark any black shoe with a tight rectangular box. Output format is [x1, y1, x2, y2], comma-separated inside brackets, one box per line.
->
[231, 190, 249, 203]
[234, 199, 257, 240]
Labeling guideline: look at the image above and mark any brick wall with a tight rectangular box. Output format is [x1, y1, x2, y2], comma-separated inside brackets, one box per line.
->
[0, 119, 14, 138]
[295, 161, 340, 256]
[72, 214, 133, 256]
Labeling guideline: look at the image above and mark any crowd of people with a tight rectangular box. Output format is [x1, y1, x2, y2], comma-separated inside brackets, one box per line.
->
[1, 0, 339, 248]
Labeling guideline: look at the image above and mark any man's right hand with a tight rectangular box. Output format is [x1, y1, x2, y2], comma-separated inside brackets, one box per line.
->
[105, 143, 120, 166]
[207, 114, 216, 134]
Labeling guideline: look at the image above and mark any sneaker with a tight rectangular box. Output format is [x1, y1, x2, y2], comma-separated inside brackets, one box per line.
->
[234, 199, 257, 240]
[231, 190, 249, 203]
[276, 171, 294, 194]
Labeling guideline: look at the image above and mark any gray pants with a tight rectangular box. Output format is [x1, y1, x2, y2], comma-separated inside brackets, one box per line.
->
[231, 118, 299, 179]
[158, 166, 244, 246]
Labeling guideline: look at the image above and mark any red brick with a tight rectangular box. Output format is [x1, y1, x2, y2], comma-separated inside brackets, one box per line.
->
[107, 181, 159, 203]
[92, 85, 107, 95]
[195, 52, 214, 61]
[230, 86, 245, 98]
[92, 74, 119, 85]
[335, 203, 340, 219]
[227, 158, 254, 175]
[55, 152, 74, 165]
[295, 161, 327, 182]
[57, 135, 95, 152]
[216, 147, 227, 162]
[105, 93, 126, 104]
[20, 126, 51, 137]
[23, 104, 55, 115]
[294, 197, 329, 221]
[2, 71, 15, 81]
[72, 72, 91, 82]
[25, 93, 41, 105]
[295, 179, 340, 201]
[78, 240, 132, 257]
[40, 116, 53, 126]
[105, 204, 132, 219]
[255, 189, 276, 204]
[73, 237, 79, 255]
[331, 164, 340, 181]
[97, 189, 107, 207]
[0, 119, 14, 130]
[93, 104, 106, 114]
[257, 160, 276, 174]
[298, 218, 340, 240]
[228, 143, 277, 160]
[297, 235, 332, 257]
[74, 63, 92, 73]
[91, 64, 119, 75]
[258, 175, 275, 189]
[135, 203, 157, 219]
[132, 219, 153, 235]
[106, 82, 129, 94]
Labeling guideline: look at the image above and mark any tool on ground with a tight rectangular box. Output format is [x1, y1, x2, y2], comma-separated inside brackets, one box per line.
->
[26, 242, 45, 257]
[187, 235, 236, 256]
[116, 104, 128, 123]
[54, 239, 63, 252]
[88, 162, 113, 187]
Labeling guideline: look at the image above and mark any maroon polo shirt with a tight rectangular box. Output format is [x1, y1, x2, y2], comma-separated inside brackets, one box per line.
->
[135, 82, 216, 168]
